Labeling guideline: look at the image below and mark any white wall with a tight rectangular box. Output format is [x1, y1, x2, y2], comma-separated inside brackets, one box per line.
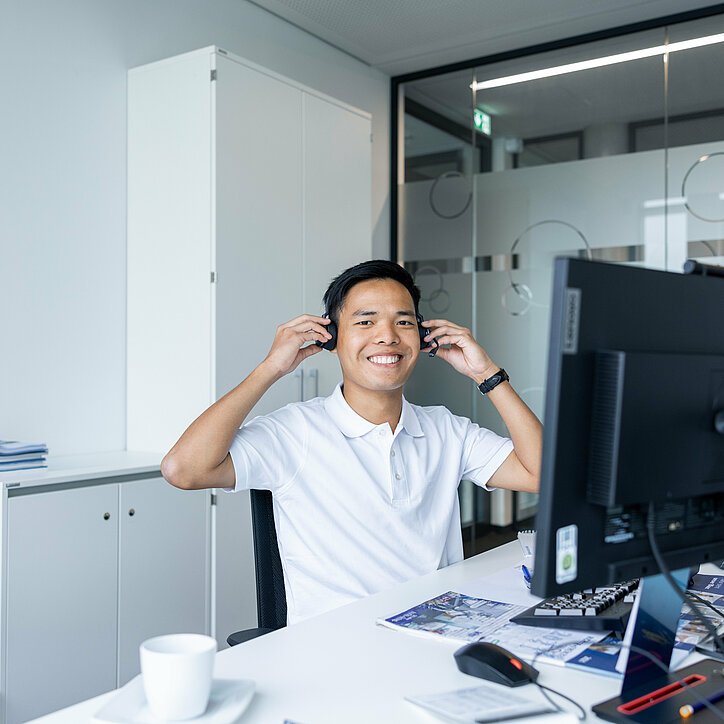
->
[0, 0, 389, 455]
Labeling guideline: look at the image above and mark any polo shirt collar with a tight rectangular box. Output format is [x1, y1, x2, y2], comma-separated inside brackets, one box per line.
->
[399, 394, 424, 437]
[325, 383, 424, 438]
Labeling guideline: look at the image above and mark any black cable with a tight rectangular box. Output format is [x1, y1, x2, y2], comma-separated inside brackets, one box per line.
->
[535, 681, 562, 713]
[684, 572, 724, 657]
[623, 643, 724, 721]
[687, 589, 724, 622]
[528, 635, 724, 721]
[688, 592, 724, 660]
[684, 589, 724, 658]
[525, 645, 589, 719]
[646, 502, 724, 655]
[534, 682, 587, 720]
[695, 642, 724, 663]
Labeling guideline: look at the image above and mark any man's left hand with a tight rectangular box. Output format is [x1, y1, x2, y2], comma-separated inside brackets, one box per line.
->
[421, 319, 499, 385]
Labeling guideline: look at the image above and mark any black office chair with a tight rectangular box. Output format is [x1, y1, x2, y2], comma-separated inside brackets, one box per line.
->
[226, 489, 287, 646]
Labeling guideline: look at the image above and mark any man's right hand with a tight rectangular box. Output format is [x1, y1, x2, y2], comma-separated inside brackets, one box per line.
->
[162, 314, 332, 491]
[261, 315, 332, 379]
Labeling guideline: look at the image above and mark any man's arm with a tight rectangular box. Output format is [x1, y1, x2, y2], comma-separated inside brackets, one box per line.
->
[161, 315, 331, 490]
[421, 319, 542, 494]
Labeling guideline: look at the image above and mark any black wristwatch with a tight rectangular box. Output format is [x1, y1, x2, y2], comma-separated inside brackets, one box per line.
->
[477, 368, 509, 395]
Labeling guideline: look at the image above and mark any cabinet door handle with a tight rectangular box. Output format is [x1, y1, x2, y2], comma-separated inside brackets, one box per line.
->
[308, 368, 318, 398]
[293, 368, 303, 401]
[128, 508, 135, 517]
[103, 512, 110, 520]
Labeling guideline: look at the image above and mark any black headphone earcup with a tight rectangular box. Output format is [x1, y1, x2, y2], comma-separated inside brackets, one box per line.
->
[321, 320, 337, 350]
[417, 313, 427, 349]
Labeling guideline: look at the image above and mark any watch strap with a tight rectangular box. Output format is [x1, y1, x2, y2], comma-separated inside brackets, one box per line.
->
[478, 368, 509, 395]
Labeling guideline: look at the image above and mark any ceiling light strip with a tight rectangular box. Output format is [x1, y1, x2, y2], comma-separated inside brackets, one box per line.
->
[471, 32, 724, 91]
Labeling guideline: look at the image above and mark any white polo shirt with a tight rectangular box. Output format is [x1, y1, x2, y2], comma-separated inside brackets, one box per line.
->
[227, 384, 513, 624]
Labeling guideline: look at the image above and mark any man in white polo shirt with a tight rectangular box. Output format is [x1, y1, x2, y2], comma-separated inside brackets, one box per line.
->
[162, 260, 541, 624]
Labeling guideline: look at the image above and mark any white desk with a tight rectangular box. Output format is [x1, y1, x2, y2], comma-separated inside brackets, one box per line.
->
[29, 541, 632, 723]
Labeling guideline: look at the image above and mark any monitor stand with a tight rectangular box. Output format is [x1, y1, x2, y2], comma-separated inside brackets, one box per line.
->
[593, 569, 724, 723]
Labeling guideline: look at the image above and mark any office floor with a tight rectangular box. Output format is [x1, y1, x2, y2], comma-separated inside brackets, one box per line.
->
[463, 516, 535, 558]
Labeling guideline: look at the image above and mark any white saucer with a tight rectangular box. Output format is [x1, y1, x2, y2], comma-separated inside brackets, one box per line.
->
[91, 677, 255, 724]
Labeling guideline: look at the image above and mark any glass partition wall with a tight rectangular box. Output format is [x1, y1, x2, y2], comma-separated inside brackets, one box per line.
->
[393, 9, 724, 555]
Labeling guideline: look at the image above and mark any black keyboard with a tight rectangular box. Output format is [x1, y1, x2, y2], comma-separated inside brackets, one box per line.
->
[511, 580, 639, 632]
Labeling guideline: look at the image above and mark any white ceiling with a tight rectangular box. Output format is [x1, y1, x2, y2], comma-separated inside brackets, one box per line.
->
[249, 0, 720, 76]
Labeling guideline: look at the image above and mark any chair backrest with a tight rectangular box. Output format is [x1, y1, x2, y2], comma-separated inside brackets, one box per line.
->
[250, 489, 287, 630]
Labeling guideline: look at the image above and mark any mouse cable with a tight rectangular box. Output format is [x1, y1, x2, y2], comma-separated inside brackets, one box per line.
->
[534, 682, 587, 721]
[529, 644, 586, 720]
[647, 502, 724, 655]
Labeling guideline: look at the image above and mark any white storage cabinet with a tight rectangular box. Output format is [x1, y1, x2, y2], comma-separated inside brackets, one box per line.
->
[0, 454, 209, 724]
[126, 46, 372, 647]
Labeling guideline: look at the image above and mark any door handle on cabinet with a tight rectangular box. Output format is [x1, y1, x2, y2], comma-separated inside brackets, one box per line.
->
[293, 368, 303, 401]
[308, 368, 319, 398]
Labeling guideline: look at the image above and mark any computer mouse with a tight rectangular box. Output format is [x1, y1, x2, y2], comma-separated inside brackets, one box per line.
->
[454, 642, 539, 687]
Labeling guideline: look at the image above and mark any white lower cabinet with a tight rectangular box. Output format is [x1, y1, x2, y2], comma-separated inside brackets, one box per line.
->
[118, 478, 208, 686]
[2, 466, 208, 724]
[6, 484, 119, 724]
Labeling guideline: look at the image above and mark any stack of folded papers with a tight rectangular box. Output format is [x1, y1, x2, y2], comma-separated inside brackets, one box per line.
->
[0, 440, 49, 471]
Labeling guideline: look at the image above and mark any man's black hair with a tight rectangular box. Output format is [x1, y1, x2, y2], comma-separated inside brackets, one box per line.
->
[322, 260, 421, 323]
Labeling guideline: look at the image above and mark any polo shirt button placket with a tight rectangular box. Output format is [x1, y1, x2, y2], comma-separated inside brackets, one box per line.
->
[389, 437, 406, 501]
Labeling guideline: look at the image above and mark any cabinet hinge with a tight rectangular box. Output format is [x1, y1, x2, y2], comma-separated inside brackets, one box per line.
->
[210, 493, 217, 506]
[210, 69, 217, 82]
[210, 271, 217, 283]
[370, 133, 373, 142]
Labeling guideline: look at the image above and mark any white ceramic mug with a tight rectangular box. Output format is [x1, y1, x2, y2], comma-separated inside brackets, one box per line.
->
[140, 633, 217, 720]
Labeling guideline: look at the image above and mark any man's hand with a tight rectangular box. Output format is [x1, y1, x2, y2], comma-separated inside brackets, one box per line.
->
[421, 319, 498, 384]
[262, 314, 332, 379]
[422, 317, 541, 494]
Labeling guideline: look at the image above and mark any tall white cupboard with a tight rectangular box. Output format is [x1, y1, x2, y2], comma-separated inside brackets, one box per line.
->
[126, 47, 372, 647]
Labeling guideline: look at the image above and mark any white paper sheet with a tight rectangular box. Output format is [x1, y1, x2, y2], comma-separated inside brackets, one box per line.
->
[406, 683, 555, 723]
[459, 564, 542, 608]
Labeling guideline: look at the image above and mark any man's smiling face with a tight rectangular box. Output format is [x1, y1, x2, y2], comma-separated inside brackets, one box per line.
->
[331, 278, 421, 396]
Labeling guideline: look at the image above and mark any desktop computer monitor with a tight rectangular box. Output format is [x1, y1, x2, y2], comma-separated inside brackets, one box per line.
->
[532, 257, 724, 599]
[531, 258, 724, 719]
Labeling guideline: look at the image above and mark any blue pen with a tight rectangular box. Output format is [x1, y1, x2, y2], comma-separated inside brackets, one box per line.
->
[521, 565, 532, 589]
[680, 687, 724, 717]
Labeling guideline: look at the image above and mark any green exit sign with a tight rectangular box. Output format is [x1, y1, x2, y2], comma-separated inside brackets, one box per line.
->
[474, 109, 491, 135]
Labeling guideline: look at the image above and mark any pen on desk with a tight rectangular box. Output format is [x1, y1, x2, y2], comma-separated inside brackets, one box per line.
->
[521, 565, 531, 589]
[679, 687, 724, 717]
